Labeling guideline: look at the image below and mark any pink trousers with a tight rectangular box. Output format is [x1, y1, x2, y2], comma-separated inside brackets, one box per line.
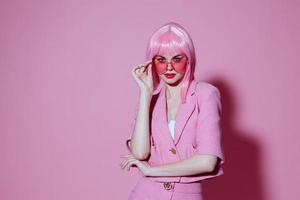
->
[128, 176, 203, 200]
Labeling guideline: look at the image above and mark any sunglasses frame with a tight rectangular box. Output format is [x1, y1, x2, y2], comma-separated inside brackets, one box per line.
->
[152, 54, 189, 74]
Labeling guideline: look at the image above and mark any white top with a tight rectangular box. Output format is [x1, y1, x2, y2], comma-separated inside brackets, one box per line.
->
[168, 120, 176, 139]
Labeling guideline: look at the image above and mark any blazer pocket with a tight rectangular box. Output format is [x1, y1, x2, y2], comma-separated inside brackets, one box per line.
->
[183, 142, 197, 158]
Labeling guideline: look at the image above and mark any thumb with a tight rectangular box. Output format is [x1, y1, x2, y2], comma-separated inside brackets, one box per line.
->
[148, 63, 153, 79]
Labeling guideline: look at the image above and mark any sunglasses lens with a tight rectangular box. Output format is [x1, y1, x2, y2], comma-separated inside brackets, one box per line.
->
[153, 55, 187, 74]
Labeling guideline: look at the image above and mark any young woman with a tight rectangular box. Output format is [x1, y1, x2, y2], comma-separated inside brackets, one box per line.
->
[120, 22, 225, 200]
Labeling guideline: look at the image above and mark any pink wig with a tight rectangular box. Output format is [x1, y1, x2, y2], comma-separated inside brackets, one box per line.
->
[145, 22, 196, 104]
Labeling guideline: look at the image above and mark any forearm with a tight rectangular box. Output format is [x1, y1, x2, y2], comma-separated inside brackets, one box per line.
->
[130, 92, 152, 160]
[148, 154, 217, 177]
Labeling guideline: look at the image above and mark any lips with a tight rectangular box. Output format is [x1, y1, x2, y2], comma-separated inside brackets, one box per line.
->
[164, 73, 176, 79]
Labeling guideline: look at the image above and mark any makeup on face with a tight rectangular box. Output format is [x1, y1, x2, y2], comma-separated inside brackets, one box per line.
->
[164, 73, 176, 79]
[152, 54, 188, 75]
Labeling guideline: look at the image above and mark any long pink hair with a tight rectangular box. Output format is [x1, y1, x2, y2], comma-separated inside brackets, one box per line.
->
[145, 22, 196, 104]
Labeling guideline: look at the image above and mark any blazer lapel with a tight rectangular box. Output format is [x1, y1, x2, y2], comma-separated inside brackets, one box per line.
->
[154, 80, 198, 146]
[152, 86, 174, 147]
[173, 80, 197, 145]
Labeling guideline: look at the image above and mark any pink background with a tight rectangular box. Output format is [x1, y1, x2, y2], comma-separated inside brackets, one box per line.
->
[0, 0, 299, 199]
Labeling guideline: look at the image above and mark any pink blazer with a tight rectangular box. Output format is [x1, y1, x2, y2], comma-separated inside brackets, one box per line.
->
[126, 80, 225, 183]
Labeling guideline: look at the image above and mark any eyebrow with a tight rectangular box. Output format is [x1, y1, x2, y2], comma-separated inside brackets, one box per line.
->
[155, 55, 183, 59]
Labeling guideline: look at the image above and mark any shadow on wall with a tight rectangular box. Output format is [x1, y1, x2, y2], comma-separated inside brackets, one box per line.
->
[202, 78, 267, 200]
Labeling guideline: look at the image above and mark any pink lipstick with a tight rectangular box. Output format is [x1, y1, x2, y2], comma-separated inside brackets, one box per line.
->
[164, 73, 176, 79]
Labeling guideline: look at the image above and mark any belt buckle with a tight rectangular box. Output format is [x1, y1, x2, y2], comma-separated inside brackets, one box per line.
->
[163, 182, 173, 190]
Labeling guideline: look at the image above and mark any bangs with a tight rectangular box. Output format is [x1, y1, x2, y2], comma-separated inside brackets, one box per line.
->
[155, 32, 186, 56]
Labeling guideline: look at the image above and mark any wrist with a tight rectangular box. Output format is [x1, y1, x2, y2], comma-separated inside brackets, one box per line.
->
[146, 166, 154, 176]
[140, 92, 152, 102]
[146, 166, 157, 177]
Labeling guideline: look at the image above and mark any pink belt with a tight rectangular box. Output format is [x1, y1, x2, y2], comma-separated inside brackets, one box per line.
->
[142, 177, 203, 194]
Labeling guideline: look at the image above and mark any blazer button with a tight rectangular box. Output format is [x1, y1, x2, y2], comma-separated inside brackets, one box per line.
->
[163, 182, 173, 190]
[169, 148, 176, 154]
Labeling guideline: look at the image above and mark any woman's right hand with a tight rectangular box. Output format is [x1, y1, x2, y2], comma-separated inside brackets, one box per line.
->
[131, 60, 154, 96]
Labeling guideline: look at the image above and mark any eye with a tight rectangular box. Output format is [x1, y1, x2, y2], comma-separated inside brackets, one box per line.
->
[156, 58, 166, 62]
[172, 57, 182, 62]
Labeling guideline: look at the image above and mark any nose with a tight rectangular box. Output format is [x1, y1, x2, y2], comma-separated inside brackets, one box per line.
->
[166, 62, 174, 70]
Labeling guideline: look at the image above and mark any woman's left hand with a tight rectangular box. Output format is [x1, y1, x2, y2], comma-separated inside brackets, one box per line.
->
[120, 154, 152, 176]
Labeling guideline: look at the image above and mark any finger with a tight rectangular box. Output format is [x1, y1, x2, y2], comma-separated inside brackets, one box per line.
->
[138, 66, 146, 76]
[143, 64, 151, 73]
[120, 158, 130, 169]
[133, 65, 143, 74]
[120, 155, 134, 167]
[126, 159, 138, 171]
[132, 66, 140, 75]
[120, 154, 133, 158]
[140, 65, 146, 73]
[135, 66, 142, 75]
[139, 60, 152, 72]
[141, 63, 151, 78]
[121, 157, 136, 169]
[132, 69, 143, 84]
[121, 158, 134, 169]
[123, 159, 136, 171]
[120, 159, 127, 168]
[132, 67, 138, 76]
[127, 162, 134, 171]
[148, 63, 153, 78]
[144, 60, 152, 68]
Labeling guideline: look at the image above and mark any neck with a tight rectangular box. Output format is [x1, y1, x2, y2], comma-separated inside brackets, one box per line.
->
[165, 81, 182, 99]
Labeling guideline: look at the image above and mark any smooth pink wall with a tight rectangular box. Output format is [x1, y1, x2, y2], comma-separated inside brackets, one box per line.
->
[0, 0, 299, 199]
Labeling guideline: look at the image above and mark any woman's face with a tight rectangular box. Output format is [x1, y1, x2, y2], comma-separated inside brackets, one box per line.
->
[153, 51, 188, 85]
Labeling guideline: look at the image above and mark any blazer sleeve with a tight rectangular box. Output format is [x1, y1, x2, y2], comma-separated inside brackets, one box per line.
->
[194, 86, 225, 180]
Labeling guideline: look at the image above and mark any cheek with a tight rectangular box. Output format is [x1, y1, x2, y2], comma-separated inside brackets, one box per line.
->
[155, 65, 167, 74]
[174, 63, 187, 74]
